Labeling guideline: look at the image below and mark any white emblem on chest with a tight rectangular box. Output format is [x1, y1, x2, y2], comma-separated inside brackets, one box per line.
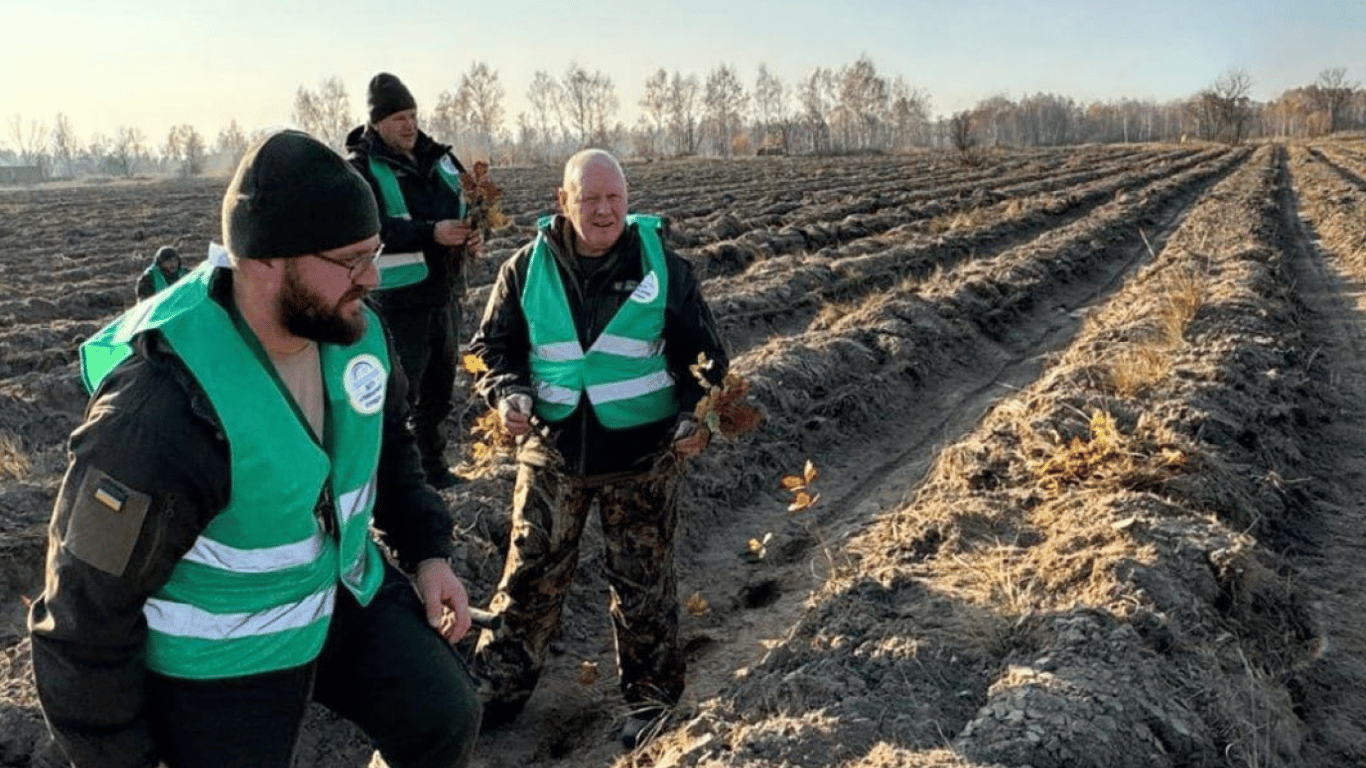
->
[630, 272, 660, 304]
[343, 354, 386, 415]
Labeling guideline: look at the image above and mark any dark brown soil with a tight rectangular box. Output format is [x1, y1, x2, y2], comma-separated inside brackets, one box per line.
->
[3, 144, 1366, 767]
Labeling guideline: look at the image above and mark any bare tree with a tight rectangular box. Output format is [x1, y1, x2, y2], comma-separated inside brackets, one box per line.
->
[560, 63, 618, 147]
[1016, 92, 1077, 146]
[456, 61, 505, 158]
[1195, 68, 1254, 144]
[84, 133, 110, 175]
[427, 89, 466, 148]
[164, 124, 206, 177]
[703, 64, 747, 156]
[292, 76, 353, 152]
[1311, 67, 1359, 135]
[110, 125, 148, 177]
[639, 68, 669, 158]
[834, 54, 888, 151]
[665, 72, 701, 156]
[753, 64, 790, 152]
[9, 114, 50, 175]
[888, 77, 931, 148]
[217, 120, 248, 168]
[798, 67, 835, 154]
[527, 70, 563, 158]
[949, 110, 976, 158]
[51, 113, 79, 178]
[509, 112, 539, 165]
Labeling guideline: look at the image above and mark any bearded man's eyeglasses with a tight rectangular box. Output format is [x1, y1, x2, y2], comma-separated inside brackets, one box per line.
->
[311, 246, 382, 281]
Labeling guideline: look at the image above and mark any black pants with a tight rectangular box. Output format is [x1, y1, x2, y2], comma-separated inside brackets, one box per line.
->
[381, 302, 462, 479]
[147, 569, 482, 768]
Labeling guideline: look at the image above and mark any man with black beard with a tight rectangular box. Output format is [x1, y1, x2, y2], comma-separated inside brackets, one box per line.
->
[29, 130, 482, 768]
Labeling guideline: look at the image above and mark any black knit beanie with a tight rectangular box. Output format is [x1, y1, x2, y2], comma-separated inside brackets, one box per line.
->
[155, 245, 179, 263]
[368, 72, 417, 123]
[222, 130, 379, 260]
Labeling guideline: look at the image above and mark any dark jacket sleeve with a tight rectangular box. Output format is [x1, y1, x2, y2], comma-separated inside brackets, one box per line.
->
[663, 250, 729, 416]
[468, 246, 536, 409]
[369, 312, 456, 570]
[28, 338, 231, 768]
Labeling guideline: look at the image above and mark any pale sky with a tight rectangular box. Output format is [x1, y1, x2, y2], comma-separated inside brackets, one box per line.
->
[1, 0, 1363, 147]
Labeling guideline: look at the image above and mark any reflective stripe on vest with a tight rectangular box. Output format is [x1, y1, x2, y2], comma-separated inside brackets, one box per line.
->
[522, 214, 677, 429]
[80, 261, 388, 680]
[368, 154, 466, 291]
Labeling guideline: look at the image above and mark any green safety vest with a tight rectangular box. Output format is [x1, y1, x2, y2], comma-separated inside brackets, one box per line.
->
[80, 261, 388, 680]
[368, 154, 466, 291]
[523, 214, 677, 429]
[143, 262, 187, 294]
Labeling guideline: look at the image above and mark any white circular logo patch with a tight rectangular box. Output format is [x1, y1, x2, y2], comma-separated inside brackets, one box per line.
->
[343, 354, 386, 415]
[631, 272, 660, 304]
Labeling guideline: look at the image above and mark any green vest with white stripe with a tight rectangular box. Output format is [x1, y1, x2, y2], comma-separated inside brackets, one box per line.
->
[79, 261, 388, 680]
[368, 154, 466, 291]
[523, 215, 677, 429]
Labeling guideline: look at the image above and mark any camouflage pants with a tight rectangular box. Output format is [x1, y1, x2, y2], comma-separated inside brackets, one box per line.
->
[472, 462, 685, 718]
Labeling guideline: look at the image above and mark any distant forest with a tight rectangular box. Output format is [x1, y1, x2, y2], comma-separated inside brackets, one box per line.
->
[3, 57, 1362, 180]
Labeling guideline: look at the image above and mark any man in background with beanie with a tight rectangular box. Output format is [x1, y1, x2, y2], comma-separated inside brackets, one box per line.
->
[134, 245, 187, 300]
[347, 72, 480, 490]
[29, 129, 482, 768]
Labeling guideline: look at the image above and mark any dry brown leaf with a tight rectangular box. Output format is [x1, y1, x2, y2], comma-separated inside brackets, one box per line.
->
[685, 592, 710, 617]
[462, 353, 488, 375]
[578, 660, 599, 686]
[803, 459, 819, 485]
[788, 490, 821, 513]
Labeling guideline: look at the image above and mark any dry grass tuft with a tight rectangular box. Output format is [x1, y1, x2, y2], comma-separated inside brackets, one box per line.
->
[0, 431, 30, 481]
[1031, 410, 1124, 493]
[1156, 265, 1206, 345]
[1099, 264, 1206, 397]
[1030, 409, 1187, 497]
[1107, 346, 1172, 397]
[927, 210, 981, 235]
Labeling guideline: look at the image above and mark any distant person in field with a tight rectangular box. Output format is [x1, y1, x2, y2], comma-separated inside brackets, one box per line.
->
[135, 245, 187, 300]
[346, 71, 481, 490]
[29, 129, 482, 768]
[468, 148, 729, 749]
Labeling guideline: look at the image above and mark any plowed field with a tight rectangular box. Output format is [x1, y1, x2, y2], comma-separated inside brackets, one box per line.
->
[3, 143, 1366, 767]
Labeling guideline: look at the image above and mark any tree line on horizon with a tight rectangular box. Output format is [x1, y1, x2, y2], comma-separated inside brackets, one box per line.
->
[2, 57, 1363, 181]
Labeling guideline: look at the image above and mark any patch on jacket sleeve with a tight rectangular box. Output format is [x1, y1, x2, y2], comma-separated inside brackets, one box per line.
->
[64, 467, 152, 576]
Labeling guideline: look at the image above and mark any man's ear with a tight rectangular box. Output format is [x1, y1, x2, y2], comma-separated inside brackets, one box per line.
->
[556, 187, 568, 213]
[236, 256, 284, 290]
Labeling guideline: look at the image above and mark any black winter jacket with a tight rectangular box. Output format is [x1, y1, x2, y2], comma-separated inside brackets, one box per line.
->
[27, 270, 455, 768]
[469, 215, 729, 477]
[345, 125, 469, 310]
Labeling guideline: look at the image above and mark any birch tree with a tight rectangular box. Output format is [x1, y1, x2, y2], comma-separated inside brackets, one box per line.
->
[703, 64, 747, 156]
[292, 76, 353, 152]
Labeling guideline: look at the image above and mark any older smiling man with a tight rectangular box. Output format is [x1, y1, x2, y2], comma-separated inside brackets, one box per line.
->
[468, 148, 729, 749]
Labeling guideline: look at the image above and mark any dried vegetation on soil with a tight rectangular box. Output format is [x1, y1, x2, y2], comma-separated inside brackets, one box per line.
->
[4, 143, 1366, 767]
